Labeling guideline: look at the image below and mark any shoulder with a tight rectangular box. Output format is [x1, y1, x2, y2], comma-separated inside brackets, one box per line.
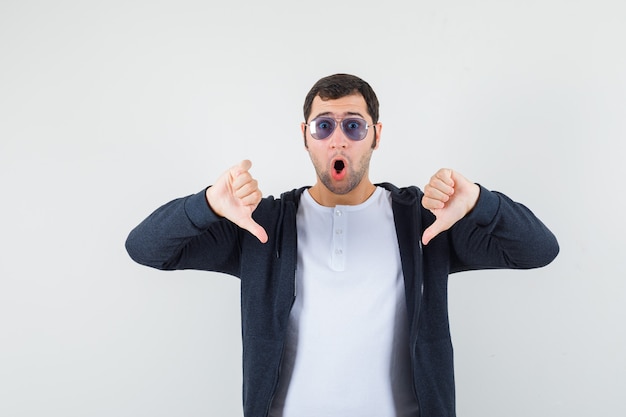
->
[257, 186, 310, 208]
[376, 182, 423, 204]
[254, 186, 310, 218]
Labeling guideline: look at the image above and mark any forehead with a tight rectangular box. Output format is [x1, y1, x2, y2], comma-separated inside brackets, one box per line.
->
[310, 94, 369, 120]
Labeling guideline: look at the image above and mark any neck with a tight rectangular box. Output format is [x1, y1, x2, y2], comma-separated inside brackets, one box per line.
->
[308, 180, 377, 207]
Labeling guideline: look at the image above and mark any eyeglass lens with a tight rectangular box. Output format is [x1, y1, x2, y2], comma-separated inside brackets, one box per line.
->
[310, 117, 369, 141]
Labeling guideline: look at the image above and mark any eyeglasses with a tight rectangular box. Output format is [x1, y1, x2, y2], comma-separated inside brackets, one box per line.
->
[305, 116, 374, 141]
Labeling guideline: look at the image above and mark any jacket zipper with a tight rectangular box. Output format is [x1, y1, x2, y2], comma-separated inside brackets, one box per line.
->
[263, 271, 297, 417]
[411, 235, 425, 411]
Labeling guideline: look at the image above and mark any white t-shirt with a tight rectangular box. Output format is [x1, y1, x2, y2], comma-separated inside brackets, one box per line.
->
[268, 187, 419, 417]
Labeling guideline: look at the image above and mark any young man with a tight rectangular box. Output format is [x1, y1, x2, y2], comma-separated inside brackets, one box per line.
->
[126, 74, 559, 417]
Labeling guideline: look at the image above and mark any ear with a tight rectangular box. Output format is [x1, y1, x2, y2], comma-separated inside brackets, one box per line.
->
[301, 122, 308, 149]
[373, 122, 383, 150]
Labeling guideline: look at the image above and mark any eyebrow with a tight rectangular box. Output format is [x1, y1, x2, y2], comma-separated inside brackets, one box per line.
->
[313, 111, 366, 120]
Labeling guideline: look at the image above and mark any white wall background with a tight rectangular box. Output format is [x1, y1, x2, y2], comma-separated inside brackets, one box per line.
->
[1, 1, 624, 416]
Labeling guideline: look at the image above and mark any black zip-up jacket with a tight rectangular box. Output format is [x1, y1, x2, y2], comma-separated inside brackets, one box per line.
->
[126, 182, 559, 417]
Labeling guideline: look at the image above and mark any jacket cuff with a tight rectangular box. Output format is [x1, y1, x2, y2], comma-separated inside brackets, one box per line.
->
[463, 184, 500, 227]
[183, 187, 223, 230]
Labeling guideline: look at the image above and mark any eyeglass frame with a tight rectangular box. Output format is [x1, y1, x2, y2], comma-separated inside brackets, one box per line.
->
[304, 115, 377, 141]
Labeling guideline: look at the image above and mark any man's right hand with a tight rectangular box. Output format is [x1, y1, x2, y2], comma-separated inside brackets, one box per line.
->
[205, 160, 269, 243]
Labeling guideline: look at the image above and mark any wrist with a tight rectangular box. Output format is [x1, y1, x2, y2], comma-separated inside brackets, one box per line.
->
[465, 183, 480, 214]
[204, 186, 223, 218]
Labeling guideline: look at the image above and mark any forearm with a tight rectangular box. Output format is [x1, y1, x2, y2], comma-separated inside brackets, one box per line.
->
[125, 188, 240, 273]
[449, 186, 559, 271]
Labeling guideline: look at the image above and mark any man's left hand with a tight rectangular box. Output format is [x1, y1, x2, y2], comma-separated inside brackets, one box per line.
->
[421, 168, 480, 245]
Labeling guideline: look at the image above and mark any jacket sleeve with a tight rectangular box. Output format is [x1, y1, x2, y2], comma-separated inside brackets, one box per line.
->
[125, 188, 242, 276]
[448, 185, 559, 272]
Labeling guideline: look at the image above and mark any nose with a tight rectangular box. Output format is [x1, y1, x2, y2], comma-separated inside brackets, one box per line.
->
[329, 125, 348, 148]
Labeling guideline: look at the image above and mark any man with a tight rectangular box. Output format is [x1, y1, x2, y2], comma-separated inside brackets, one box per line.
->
[126, 73, 559, 417]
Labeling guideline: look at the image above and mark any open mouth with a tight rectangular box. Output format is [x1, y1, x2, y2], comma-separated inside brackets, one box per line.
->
[334, 160, 345, 173]
[331, 158, 347, 181]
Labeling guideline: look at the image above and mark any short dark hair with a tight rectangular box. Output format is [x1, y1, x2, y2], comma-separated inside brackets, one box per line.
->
[303, 74, 380, 123]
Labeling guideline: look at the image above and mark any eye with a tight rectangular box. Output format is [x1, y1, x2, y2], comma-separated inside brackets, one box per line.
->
[314, 118, 334, 133]
[345, 119, 362, 130]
